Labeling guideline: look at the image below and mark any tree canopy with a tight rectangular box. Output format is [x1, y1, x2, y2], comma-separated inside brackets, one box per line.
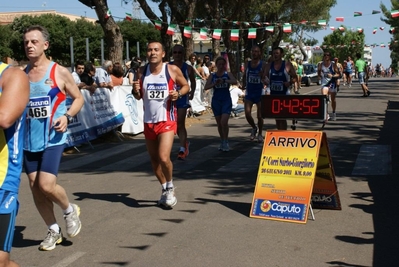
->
[380, 0, 399, 69]
[321, 28, 366, 62]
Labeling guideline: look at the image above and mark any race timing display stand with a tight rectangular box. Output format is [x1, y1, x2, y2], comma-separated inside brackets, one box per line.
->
[250, 95, 341, 224]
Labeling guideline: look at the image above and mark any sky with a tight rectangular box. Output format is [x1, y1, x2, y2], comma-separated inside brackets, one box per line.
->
[0, 0, 395, 67]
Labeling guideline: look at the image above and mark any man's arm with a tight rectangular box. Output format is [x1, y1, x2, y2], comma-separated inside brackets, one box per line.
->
[132, 66, 144, 100]
[187, 65, 196, 100]
[286, 61, 298, 86]
[53, 65, 84, 132]
[241, 62, 247, 89]
[263, 63, 270, 86]
[169, 65, 189, 101]
[0, 67, 29, 129]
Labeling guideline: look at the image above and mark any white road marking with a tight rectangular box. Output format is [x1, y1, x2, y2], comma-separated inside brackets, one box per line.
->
[53, 251, 86, 267]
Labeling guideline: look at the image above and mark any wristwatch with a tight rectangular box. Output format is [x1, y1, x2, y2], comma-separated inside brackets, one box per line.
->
[178, 91, 182, 99]
[64, 113, 73, 124]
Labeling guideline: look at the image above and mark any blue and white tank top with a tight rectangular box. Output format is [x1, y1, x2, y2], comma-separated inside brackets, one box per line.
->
[25, 62, 67, 152]
[141, 63, 177, 123]
[0, 62, 26, 192]
[269, 61, 290, 95]
[245, 61, 264, 94]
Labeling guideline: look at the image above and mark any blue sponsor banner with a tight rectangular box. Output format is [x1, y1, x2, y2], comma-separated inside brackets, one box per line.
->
[252, 199, 307, 222]
[65, 88, 125, 147]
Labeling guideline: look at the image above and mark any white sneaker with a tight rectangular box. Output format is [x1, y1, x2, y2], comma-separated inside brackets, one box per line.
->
[331, 113, 336, 121]
[64, 203, 81, 238]
[165, 187, 177, 207]
[222, 141, 230, 152]
[250, 127, 257, 140]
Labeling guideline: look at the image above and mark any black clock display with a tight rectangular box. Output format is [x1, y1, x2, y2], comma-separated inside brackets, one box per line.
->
[261, 95, 327, 119]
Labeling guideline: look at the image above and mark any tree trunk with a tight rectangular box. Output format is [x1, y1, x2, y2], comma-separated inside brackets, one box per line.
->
[92, 0, 123, 64]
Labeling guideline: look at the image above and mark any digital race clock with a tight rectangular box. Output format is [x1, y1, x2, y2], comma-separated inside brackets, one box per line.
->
[261, 95, 327, 119]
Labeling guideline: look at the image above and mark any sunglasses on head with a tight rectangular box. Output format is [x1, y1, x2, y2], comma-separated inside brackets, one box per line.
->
[173, 51, 183, 54]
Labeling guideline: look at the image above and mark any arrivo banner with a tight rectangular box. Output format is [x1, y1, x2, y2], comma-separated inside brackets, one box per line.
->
[250, 130, 340, 224]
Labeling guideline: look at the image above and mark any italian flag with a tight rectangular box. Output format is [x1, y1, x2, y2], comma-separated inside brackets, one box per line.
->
[391, 10, 399, 18]
[336, 17, 344, 22]
[330, 26, 335, 31]
[390, 27, 395, 33]
[373, 27, 377, 34]
[212, 29, 222, 40]
[154, 20, 162, 30]
[266, 26, 274, 32]
[339, 26, 345, 31]
[200, 28, 208, 39]
[357, 27, 363, 33]
[354, 11, 362, 17]
[183, 27, 192, 38]
[380, 43, 386, 47]
[283, 23, 292, 33]
[105, 9, 111, 19]
[230, 29, 239, 41]
[300, 20, 307, 25]
[248, 28, 256, 39]
[318, 20, 326, 26]
[166, 24, 176, 35]
[380, 27, 385, 30]
[125, 13, 133, 21]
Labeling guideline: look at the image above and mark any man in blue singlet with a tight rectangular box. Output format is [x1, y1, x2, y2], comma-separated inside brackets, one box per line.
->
[0, 63, 29, 267]
[169, 44, 196, 160]
[263, 47, 298, 130]
[23, 25, 84, 251]
[241, 45, 267, 142]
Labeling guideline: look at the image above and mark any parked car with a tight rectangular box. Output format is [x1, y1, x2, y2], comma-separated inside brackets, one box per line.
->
[301, 63, 321, 86]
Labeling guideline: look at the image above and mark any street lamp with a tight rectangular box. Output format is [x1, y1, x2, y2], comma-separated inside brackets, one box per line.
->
[199, 41, 203, 53]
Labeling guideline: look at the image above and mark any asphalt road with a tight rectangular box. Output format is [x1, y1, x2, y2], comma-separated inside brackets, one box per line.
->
[11, 76, 399, 267]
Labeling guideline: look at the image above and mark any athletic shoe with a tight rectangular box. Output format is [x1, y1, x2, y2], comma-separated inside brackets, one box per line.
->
[349, 83, 352, 88]
[257, 135, 264, 143]
[184, 141, 190, 157]
[331, 113, 336, 121]
[39, 229, 63, 251]
[367, 90, 371, 96]
[325, 113, 330, 122]
[177, 150, 185, 160]
[294, 90, 300, 94]
[222, 141, 230, 152]
[64, 203, 81, 238]
[250, 127, 257, 140]
[165, 187, 177, 207]
[218, 141, 223, 151]
[158, 189, 167, 206]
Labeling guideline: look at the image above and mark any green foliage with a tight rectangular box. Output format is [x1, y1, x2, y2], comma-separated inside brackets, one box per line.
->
[8, 14, 74, 64]
[117, 20, 161, 60]
[70, 19, 104, 63]
[321, 28, 365, 62]
[380, 1, 399, 69]
[1, 12, 160, 65]
[0, 25, 13, 59]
